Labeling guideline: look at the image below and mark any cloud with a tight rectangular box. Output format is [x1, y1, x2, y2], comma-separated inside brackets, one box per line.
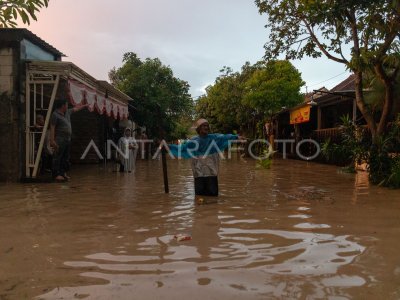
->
[21, 0, 348, 97]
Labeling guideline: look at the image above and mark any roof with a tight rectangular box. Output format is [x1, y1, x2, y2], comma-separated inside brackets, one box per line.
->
[331, 74, 355, 92]
[0, 28, 65, 57]
[26, 60, 133, 103]
[275, 75, 357, 116]
[304, 86, 329, 103]
[308, 75, 356, 107]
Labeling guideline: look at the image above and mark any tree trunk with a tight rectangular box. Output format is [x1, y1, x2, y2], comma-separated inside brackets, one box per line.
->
[374, 64, 395, 136]
[377, 82, 394, 136]
[354, 71, 377, 140]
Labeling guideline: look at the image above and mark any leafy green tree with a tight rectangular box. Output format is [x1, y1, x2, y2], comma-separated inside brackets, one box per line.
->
[364, 68, 400, 116]
[195, 95, 219, 131]
[255, 0, 400, 140]
[243, 60, 304, 125]
[203, 66, 248, 132]
[196, 63, 261, 136]
[109, 52, 194, 139]
[196, 60, 304, 138]
[0, 0, 49, 27]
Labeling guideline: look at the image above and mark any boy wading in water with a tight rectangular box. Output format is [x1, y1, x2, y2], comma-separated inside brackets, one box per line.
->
[169, 119, 243, 198]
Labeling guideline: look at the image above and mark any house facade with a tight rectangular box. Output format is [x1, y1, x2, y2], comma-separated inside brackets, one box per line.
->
[273, 75, 360, 159]
[0, 29, 132, 181]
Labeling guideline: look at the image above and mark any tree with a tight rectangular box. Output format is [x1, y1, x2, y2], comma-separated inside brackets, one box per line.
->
[243, 60, 304, 124]
[255, 0, 400, 140]
[0, 0, 49, 28]
[195, 60, 304, 138]
[109, 52, 194, 139]
[195, 64, 259, 136]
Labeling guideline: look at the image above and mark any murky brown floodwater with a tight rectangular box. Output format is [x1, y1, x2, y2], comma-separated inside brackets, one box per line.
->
[1, 157, 400, 299]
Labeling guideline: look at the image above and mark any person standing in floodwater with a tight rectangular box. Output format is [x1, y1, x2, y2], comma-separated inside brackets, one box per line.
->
[168, 118, 242, 197]
[117, 127, 138, 173]
[50, 99, 88, 182]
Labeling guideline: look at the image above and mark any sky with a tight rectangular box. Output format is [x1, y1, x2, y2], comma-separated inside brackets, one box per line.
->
[21, 0, 350, 98]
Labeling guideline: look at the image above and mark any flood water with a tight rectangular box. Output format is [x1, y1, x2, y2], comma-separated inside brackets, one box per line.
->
[1, 157, 400, 299]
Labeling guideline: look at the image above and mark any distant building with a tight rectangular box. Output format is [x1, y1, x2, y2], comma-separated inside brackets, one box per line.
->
[0, 29, 132, 181]
[273, 75, 362, 159]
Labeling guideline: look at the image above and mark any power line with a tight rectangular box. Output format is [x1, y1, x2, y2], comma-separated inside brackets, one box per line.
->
[307, 71, 348, 88]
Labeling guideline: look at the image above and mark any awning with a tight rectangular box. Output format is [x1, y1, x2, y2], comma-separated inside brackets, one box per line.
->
[68, 79, 128, 119]
[26, 60, 132, 120]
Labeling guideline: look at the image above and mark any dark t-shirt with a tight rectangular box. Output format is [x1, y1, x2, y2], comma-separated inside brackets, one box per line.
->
[50, 108, 74, 141]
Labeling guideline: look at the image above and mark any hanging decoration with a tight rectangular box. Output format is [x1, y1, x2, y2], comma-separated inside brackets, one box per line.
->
[96, 95, 105, 114]
[68, 80, 85, 105]
[85, 90, 97, 112]
[105, 98, 113, 117]
[290, 105, 311, 124]
[67, 79, 129, 119]
[112, 99, 119, 119]
[119, 105, 128, 119]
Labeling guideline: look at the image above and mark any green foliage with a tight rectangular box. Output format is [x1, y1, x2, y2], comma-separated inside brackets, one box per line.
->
[196, 63, 258, 135]
[242, 60, 304, 120]
[368, 136, 394, 185]
[339, 115, 370, 165]
[169, 114, 195, 141]
[0, 0, 49, 27]
[363, 68, 400, 116]
[255, 0, 399, 65]
[195, 60, 304, 138]
[256, 145, 275, 169]
[387, 156, 400, 188]
[321, 138, 352, 166]
[321, 114, 400, 188]
[255, 0, 400, 138]
[109, 53, 194, 139]
[321, 115, 372, 169]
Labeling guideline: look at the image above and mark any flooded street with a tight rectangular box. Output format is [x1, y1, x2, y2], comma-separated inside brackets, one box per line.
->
[1, 158, 400, 299]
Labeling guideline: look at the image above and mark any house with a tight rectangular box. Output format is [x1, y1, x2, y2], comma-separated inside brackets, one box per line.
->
[273, 75, 361, 157]
[0, 29, 133, 181]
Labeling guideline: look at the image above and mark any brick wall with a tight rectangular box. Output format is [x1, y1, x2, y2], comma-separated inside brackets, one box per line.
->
[0, 48, 14, 92]
[0, 47, 20, 181]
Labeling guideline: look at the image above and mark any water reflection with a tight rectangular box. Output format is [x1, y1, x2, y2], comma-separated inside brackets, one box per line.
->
[0, 159, 399, 299]
[38, 219, 365, 299]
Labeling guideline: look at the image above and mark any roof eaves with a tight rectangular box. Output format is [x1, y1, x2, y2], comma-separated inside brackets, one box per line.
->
[97, 80, 133, 102]
[0, 28, 65, 57]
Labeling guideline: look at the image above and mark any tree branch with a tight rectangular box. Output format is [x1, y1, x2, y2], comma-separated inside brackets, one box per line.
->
[346, 9, 361, 59]
[302, 19, 347, 64]
[375, 29, 399, 60]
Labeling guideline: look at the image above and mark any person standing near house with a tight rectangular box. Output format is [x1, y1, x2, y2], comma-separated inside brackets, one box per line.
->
[50, 99, 88, 182]
[168, 119, 243, 197]
[117, 127, 139, 173]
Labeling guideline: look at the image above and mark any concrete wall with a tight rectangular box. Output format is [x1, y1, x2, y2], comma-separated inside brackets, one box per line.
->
[0, 47, 21, 181]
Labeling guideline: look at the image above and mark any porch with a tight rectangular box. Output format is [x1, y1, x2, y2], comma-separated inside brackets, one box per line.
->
[25, 60, 132, 179]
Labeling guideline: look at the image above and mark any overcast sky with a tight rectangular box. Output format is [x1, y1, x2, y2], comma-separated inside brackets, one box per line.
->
[21, 0, 350, 97]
